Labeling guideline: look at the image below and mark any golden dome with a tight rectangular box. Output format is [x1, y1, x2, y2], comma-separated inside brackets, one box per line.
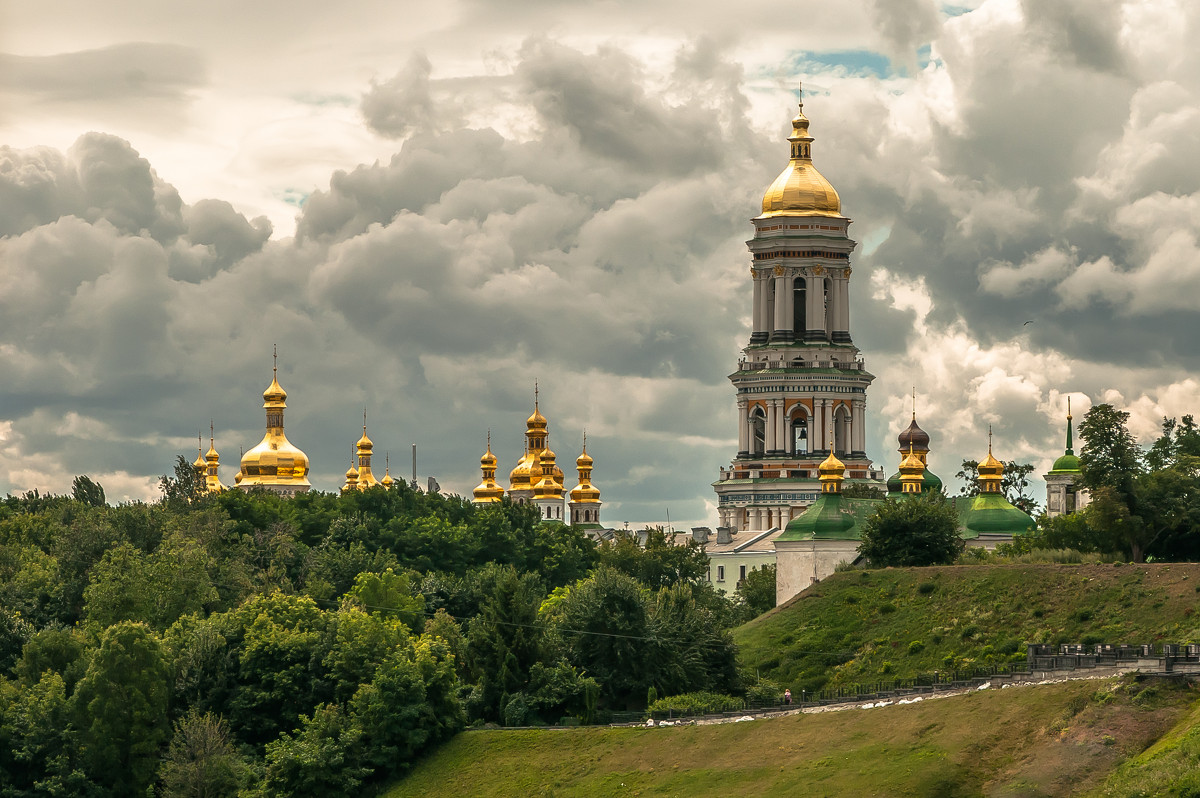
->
[381, 470, 395, 488]
[570, 436, 600, 503]
[759, 94, 842, 218]
[533, 448, 564, 499]
[899, 444, 925, 494]
[818, 449, 845, 493]
[474, 436, 506, 503]
[978, 429, 1004, 493]
[238, 353, 312, 493]
[203, 424, 226, 493]
[353, 415, 380, 489]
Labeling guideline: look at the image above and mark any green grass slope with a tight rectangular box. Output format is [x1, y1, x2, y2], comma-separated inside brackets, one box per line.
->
[735, 563, 1200, 693]
[385, 678, 1194, 798]
[1093, 686, 1200, 797]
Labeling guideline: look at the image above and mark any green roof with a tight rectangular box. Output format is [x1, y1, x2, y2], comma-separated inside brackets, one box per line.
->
[1049, 453, 1082, 474]
[777, 493, 882, 541]
[955, 492, 1035, 537]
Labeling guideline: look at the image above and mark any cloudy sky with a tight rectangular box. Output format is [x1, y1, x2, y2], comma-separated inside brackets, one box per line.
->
[2, 0, 1198, 525]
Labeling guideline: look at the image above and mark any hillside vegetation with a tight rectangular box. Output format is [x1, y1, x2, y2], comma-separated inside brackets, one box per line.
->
[735, 563, 1200, 693]
[386, 676, 1196, 798]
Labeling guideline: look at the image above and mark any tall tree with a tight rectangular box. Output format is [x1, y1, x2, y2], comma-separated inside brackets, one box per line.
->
[859, 494, 964, 567]
[72, 621, 172, 794]
[1077, 404, 1144, 504]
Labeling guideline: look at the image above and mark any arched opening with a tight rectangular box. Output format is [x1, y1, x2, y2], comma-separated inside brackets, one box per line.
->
[789, 406, 809, 455]
[750, 406, 767, 457]
[834, 405, 851, 456]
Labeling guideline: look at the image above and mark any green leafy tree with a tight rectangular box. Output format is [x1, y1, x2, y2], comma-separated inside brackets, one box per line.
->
[1140, 454, 1200, 561]
[595, 528, 707, 589]
[735, 563, 777, 618]
[260, 704, 368, 797]
[842, 482, 886, 499]
[71, 475, 106, 507]
[859, 494, 964, 567]
[0, 672, 97, 796]
[551, 566, 652, 709]
[157, 709, 249, 798]
[72, 621, 172, 794]
[161, 454, 208, 506]
[1078, 404, 1144, 504]
[345, 567, 425, 627]
[1146, 415, 1200, 471]
[463, 564, 546, 722]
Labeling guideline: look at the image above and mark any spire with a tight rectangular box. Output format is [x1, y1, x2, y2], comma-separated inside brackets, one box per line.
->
[203, 421, 225, 493]
[978, 425, 1004, 493]
[342, 444, 360, 493]
[382, 453, 394, 487]
[193, 431, 206, 472]
[1065, 396, 1075, 455]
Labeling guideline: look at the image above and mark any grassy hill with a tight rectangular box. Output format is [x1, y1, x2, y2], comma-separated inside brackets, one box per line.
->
[735, 563, 1200, 693]
[384, 676, 1195, 798]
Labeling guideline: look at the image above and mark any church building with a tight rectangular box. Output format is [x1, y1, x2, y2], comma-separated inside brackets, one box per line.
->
[1045, 398, 1090, 517]
[233, 352, 312, 496]
[472, 391, 603, 529]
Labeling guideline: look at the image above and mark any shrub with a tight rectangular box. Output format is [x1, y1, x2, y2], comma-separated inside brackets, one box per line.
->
[917, 582, 937, 595]
[1081, 633, 1104, 646]
[879, 603, 897, 615]
[907, 640, 925, 655]
[997, 638, 1021, 655]
[1076, 609, 1093, 623]
[745, 679, 784, 705]
[961, 625, 979, 640]
[648, 692, 744, 716]
[1032, 608, 1045, 618]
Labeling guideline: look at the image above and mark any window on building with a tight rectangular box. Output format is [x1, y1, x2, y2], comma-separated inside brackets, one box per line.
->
[717, 565, 725, 582]
[739, 565, 747, 582]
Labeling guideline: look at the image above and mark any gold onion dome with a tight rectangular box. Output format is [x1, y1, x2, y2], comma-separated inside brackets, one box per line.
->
[204, 424, 225, 493]
[818, 449, 846, 493]
[474, 434, 505, 503]
[238, 351, 312, 490]
[533, 448, 563, 499]
[570, 437, 600, 503]
[354, 414, 379, 489]
[760, 91, 842, 218]
[978, 429, 1004, 493]
[381, 455, 395, 488]
[899, 444, 925, 493]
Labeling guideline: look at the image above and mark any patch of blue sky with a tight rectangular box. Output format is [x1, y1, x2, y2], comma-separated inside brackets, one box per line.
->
[942, 4, 973, 17]
[276, 188, 310, 208]
[784, 50, 894, 80]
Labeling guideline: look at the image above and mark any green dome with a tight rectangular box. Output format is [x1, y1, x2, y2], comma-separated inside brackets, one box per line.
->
[958, 492, 1035, 536]
[1049, 453, 1081, 473]
[779, 494, 881, 541]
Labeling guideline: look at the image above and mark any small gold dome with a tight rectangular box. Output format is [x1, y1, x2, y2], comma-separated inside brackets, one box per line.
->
[381, 470, 395, 487]
[263, 373, 287, 406]
[759, 98, 842, 218]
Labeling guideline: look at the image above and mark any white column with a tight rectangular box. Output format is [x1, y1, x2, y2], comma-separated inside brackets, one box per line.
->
[765, 400, 778, 453]
[853, 400, 866, 453]
[776, 400, 786, 453]
[737, 400, 749, 454]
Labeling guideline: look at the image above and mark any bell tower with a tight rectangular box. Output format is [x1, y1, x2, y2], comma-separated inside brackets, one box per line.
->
[713, 89, 881, 533]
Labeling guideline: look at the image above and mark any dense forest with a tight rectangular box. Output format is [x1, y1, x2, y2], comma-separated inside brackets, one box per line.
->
[0, 459, 773, 797]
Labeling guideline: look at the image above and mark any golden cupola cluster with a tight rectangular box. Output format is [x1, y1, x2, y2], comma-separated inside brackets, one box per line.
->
[760, 87, 843, 218]
[343, 411, 391, 493]
[474, 387, 603, 529]
[203, 423, 226, 493]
